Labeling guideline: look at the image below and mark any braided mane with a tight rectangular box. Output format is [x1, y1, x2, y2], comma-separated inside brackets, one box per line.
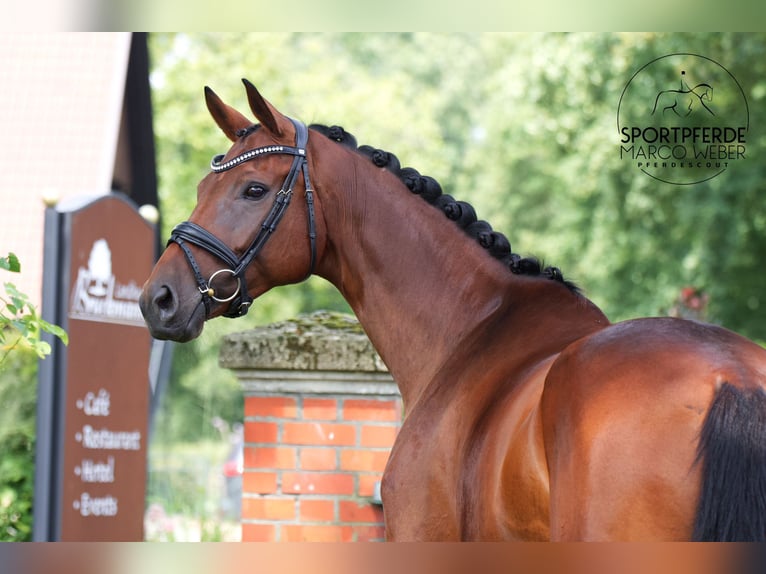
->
[309, 124, 578, 293]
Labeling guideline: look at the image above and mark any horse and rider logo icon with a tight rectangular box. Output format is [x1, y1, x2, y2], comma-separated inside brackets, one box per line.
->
[651, 70, 714, 118]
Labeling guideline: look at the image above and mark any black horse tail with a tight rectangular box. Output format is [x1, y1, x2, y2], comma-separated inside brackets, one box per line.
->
[692, 382, 766, 541]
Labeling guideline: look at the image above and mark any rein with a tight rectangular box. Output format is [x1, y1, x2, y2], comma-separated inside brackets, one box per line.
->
[167, 118, 316, 318]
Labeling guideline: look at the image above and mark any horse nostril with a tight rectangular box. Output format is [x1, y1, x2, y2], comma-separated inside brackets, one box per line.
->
[153, 285, 178, 320]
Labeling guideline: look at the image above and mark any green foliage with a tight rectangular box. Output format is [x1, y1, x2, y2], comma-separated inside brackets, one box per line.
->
[0, 252, 67, 541]
[1, 252, 68, 364]
[0, 345, 38, 541]
[461, 33, 766, 337]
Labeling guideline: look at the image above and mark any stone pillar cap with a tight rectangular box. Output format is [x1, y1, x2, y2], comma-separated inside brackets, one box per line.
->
[219, 311, 389, 373]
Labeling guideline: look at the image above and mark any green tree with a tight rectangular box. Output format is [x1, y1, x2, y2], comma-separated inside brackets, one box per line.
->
[456, 33, 766, 337]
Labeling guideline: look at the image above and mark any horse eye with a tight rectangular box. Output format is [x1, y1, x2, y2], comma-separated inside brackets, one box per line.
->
[242, 183, 268, 201]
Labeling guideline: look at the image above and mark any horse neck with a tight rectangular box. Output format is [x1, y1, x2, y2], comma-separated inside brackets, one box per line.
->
[311, 143, 605, 407]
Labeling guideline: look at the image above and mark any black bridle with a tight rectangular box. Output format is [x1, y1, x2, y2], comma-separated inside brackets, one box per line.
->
[167, 118, 316, 318]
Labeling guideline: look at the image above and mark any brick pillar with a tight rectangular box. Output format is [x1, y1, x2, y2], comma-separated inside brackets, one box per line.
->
[219, 312, 402, 542]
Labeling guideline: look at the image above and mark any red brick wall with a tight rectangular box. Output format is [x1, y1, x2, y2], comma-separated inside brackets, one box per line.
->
[241, 394, 402, 542]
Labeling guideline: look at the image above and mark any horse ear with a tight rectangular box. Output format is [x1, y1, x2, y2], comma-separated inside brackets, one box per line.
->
[242, 79, 292, 139]
[204, 86, 253, 142]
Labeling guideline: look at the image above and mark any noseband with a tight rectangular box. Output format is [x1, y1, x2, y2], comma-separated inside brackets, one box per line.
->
[167, 118, 316, 318]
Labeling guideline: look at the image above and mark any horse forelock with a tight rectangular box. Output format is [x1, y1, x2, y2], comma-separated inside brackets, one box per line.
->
[234, 124, 260, 139]
[308, 123, 580, 294]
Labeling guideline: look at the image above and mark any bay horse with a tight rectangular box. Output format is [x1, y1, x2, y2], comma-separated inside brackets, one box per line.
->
[140, 79, 766, 541]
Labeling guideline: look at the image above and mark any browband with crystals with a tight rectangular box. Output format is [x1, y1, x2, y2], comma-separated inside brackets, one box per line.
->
[210, 144, 305, 173]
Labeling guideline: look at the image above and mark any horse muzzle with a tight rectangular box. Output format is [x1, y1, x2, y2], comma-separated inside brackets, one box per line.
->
[139, 280, 206, 342]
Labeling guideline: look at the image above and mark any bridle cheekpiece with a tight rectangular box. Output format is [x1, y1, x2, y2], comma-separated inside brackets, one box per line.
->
[167, 118, 317, 319]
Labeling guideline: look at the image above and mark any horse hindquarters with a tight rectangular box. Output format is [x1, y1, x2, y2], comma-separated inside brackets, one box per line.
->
[692, 383, 766, 541]
[542, 318, 766, 541]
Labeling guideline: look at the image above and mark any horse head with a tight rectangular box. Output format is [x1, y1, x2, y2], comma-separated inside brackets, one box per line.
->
[140, 80, 323, 341]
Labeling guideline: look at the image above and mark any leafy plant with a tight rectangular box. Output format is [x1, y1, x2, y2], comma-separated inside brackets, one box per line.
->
[0, 252, 68, 541]
[0, 346, 37, 541]
[1, 252, 68, 365]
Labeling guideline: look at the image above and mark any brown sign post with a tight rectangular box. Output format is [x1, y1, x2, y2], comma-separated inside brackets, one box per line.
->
[35, 193, 156, 541]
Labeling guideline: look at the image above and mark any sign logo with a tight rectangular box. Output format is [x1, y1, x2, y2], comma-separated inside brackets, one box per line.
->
[618, 53, 749, 185]
[69, 239, 145, 326]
